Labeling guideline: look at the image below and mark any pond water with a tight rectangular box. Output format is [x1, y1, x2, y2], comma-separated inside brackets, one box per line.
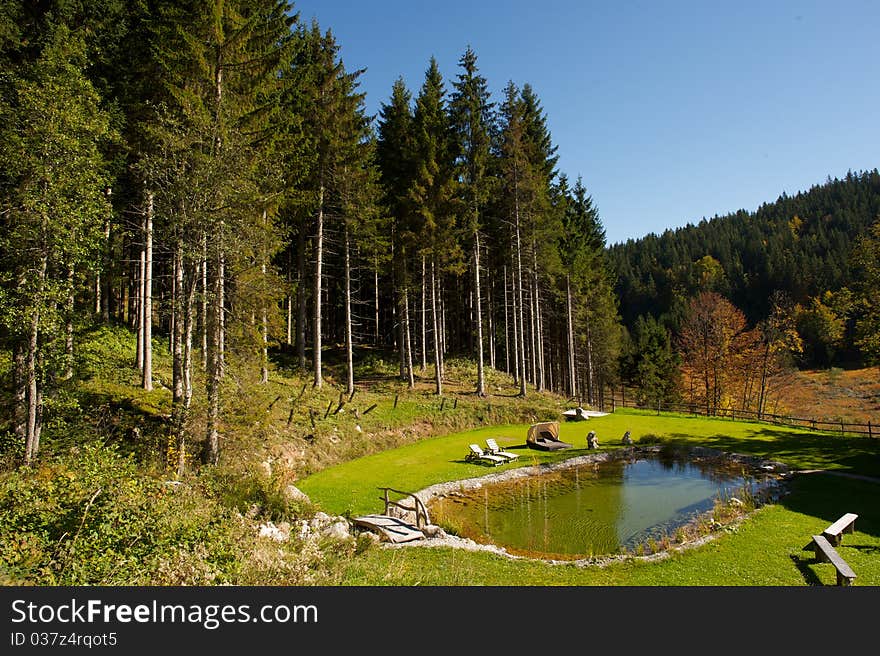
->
[428, 452, 775, 559]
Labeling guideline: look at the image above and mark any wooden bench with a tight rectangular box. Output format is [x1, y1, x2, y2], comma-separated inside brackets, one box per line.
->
[822, 512, 858, 546]
[809, 534, 857, 586]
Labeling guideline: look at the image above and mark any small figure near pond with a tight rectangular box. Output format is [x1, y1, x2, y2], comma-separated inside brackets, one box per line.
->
[622, 431, 634, 445]
[587, 431, 599, 449]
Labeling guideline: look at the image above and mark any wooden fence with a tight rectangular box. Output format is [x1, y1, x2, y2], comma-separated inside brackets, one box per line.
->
[597, 388, 877, 438]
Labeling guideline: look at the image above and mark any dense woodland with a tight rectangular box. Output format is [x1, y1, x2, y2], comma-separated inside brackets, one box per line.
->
[1, 1, 879, 474]
[0, 1, 619, 470]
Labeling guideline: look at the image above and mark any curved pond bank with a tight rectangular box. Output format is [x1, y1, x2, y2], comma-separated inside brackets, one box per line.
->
[386, 445, 792, 565]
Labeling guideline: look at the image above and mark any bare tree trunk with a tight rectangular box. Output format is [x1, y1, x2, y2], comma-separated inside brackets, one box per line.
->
[487, 262, 495, 370]
[218, 236, 225, 379]
[503, 264, 510, 376]
[431, 258, 442, 395]
[64, 264, 75, 380]
[296, 219, 306, 369]
[532, 248, 544, 392]
[260, 209, 269, 385]
[171, 244, 185, 472]
[528, 269, 537, 387]
[515, 219, 526, 396]
[344, 224, 354, 396]
[24, 306, 39, 465]
[101, 219, 111, 322]
[374, 257, 380, 347]
[566, 274, 577, 399]
[200, 233, 208, 370]
[94, 274, 101, 316]
[32, 351, 43, 459]
[136, 236, 145, 371]
[286, 293, 292, 346]
[473, 232, 485, 396]
[313, 183, 324, 388]
[403, 286, 414, 389]
[179, 279, 194, 477]
[439, 285, 446, 380]
[204, 241, 223, 466]
[142, 191, 153, 391]
[420, 256, 426, 371]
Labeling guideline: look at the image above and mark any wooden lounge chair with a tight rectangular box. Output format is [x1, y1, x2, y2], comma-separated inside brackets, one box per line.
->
[485, 438, 519, 462]
[466, 444, 506, 466]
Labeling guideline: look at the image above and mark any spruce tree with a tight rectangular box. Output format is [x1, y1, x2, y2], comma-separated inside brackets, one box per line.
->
[450, 46, 494, 396]
[409, 57, 461, 395]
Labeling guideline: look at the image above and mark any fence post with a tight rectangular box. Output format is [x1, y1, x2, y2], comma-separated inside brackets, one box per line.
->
[869, 420, 873, 438]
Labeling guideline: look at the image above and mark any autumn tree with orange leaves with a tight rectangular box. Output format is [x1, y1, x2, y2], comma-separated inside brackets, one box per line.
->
[678, 291, 754, 415]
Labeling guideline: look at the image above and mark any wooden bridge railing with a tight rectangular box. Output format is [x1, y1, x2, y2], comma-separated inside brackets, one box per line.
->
[379, 487, 430, 529]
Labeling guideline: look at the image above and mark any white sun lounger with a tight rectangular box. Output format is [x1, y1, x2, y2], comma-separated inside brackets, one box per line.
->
[466, 443, 506, 466]
[485, 438, 519, 462]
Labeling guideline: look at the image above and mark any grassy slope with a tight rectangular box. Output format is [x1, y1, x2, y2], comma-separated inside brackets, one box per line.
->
[297, 409, 880, 586]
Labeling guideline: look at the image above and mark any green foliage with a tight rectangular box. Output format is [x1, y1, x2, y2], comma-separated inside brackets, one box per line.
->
[851, 220, 880, 363]
[629, 314, 681, 406]
[795, 292, 848, 367]
[199, 465, 312, 523]
[608, 169, 880, 367]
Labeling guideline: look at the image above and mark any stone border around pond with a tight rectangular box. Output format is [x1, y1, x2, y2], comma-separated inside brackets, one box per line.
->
[380, 444, 793, 568]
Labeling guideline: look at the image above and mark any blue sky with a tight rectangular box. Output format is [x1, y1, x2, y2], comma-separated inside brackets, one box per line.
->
[291, 1, 880, 246]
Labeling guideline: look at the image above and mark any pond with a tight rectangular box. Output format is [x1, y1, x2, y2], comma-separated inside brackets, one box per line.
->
[427, 449, 780, 560]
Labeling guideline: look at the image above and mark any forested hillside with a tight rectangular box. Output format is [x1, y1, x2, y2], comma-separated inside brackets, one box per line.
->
[609, 170, 880, 369]
[0, 1, 619, 471]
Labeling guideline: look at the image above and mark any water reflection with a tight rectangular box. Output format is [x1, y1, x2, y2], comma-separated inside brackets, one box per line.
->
[429, 452, 774, 560]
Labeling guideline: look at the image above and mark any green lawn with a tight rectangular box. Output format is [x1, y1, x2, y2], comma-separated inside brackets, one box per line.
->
[297, 408, 880, 586]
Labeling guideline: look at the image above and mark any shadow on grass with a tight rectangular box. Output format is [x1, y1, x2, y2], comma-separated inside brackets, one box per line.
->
[789, 553, 824, 586]
[779, 474, 880, 542]
[660, 426, 880, 477]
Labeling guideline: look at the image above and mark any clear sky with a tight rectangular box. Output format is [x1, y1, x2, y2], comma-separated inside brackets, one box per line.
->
[290, 0, 880, 246]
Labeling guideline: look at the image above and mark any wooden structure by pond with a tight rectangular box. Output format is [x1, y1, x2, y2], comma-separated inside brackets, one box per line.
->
[526, 421, 572, 451]
[352, 488, 430, 543]
[804, 512, 859, 586]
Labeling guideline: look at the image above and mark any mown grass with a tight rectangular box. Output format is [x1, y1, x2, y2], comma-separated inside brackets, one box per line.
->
[297, 409, 880, 586]
[296, 409, 880, 516]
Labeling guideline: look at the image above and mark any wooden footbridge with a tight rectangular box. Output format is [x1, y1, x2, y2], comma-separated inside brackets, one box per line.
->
[353, 488, 430, 543]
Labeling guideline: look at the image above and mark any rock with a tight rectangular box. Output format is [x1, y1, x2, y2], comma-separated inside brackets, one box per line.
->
[359, 530, 381, 543]
[295, 520, 311, 539]
[260, 459, 273, 476]
[421, 524, 448, 539]
[728, 497, 744, 507]
[321, 520, 351, 541]
[284, 484, 310, 505]
[258, 521, 290, 542]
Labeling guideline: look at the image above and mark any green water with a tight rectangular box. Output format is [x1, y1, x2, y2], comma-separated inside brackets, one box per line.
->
[429, 454, 769, 559]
